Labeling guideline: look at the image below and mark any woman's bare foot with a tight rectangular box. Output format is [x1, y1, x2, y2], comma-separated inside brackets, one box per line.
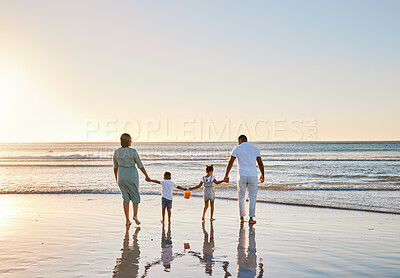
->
[240, 217, 245, 223]
[160, 219, 165, 224]
[132, 216, 141, 225]
[126, 220, 132, 226]
[210, 218, 215, 221]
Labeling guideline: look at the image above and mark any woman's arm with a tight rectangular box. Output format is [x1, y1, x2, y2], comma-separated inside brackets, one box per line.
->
[114, 168, 118, 183]
[134, 151, 151, 181]
[148, 179, 161, 184]
[189, 181, 203, 191]
[139, 167, 151, 182]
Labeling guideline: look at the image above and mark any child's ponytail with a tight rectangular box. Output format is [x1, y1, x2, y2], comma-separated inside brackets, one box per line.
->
[206, 164, 214, 173]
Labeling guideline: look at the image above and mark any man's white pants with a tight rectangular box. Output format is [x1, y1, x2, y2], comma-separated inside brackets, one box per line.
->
[237, 176, 258, 217]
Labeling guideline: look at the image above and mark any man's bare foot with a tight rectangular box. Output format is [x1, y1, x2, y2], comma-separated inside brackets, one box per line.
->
[249, 218, 256, 224]
[132, 216, 141, 225]
[210, 218, 215, 221]
[240, 217, 245, 223]
[126, 220, 132, 226]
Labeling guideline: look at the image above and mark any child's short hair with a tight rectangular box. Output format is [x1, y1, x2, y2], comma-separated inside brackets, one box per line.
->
[164, 172, 171, 179]
[120, 133, 131, 148]
[206, 165, 214, 173]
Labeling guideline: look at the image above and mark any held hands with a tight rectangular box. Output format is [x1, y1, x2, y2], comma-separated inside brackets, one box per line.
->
[145, 176, 151, 182]
[259, 174, 264, 183]
[223, 176, 230, 183]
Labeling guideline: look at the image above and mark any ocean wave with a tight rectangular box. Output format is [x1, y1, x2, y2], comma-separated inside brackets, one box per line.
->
[312, 173, 400, 182]
[0, 164, 113, 167]
[0, 189, 120, 194]
[0, 154, 111, 160]
[263, 158, 400, 162]
[1, 153, 400, 162]
[214, 183, 400, 191]
[1, 183, 399, 194]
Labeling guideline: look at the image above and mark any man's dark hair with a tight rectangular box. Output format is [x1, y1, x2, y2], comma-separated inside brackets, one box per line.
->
[120, 133, 131, 148]
[206, 165, 214, 173]
[164, 171, 171, 179]
[238, 134, 248, 142]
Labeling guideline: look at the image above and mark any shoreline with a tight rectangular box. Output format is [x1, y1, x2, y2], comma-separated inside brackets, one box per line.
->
[0, 194, 399, 277]
[1, 191, 399, 215]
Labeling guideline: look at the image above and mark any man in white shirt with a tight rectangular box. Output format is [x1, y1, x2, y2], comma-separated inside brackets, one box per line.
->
[224, 135, 264, 224]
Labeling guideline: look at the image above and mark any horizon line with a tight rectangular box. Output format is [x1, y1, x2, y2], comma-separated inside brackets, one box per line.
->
[1, 140, 400, 144]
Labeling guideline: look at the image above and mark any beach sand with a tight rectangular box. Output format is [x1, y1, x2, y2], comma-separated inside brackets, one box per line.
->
[0, 194, 399, 277]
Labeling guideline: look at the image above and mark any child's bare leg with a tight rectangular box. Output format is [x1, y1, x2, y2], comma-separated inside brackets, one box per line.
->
[202, 200, 209, 221]
[167, 209, 171, 223]
[123, 201, 131, 225]
[210, 200, 215, 221]
[132, 202, 140, 225]
[161, 208, 166, 223]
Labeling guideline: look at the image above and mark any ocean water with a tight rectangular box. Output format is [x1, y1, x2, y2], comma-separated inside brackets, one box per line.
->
[0, 142, 399, 213]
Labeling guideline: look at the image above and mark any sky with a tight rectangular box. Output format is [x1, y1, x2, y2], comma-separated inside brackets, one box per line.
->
[0, 0, 399, 142]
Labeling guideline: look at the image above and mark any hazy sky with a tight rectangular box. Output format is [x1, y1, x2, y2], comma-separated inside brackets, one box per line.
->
[0, 0, 399, 142]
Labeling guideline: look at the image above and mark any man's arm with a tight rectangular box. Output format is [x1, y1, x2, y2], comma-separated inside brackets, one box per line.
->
[224, 156, 236, 182]
[257, 156, 265, 183]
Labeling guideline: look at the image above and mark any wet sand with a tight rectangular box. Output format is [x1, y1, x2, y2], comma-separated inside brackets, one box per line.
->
[0, 194, 399, 277]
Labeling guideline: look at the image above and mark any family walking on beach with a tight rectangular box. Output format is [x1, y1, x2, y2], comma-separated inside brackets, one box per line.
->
[113, 133, 265, 226]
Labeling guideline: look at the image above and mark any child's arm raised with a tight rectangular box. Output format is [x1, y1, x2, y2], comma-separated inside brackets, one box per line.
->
[189, 181, 203, 191]
[213, 178, 225, 184]
[148, 179, 161, 184]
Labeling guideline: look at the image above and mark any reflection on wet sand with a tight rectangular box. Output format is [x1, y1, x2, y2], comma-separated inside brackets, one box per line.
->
[161, 222, 173, 271]
[202, 221, 215, 275]
[236, 224, 263, 278]
[190, 221, 232, 277]
[113, 226, 141, 278]
[142, 223, 185, 277]
[112, 222, 263, 277]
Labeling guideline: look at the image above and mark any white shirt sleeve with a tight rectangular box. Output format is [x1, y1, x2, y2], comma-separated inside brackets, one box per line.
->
[171, 181, 178, 188]
[231, 146, 238, 157]
[256, 146, 261, 157]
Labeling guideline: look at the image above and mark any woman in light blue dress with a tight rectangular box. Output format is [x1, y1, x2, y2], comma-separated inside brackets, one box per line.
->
[113, 133, 151, 225]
